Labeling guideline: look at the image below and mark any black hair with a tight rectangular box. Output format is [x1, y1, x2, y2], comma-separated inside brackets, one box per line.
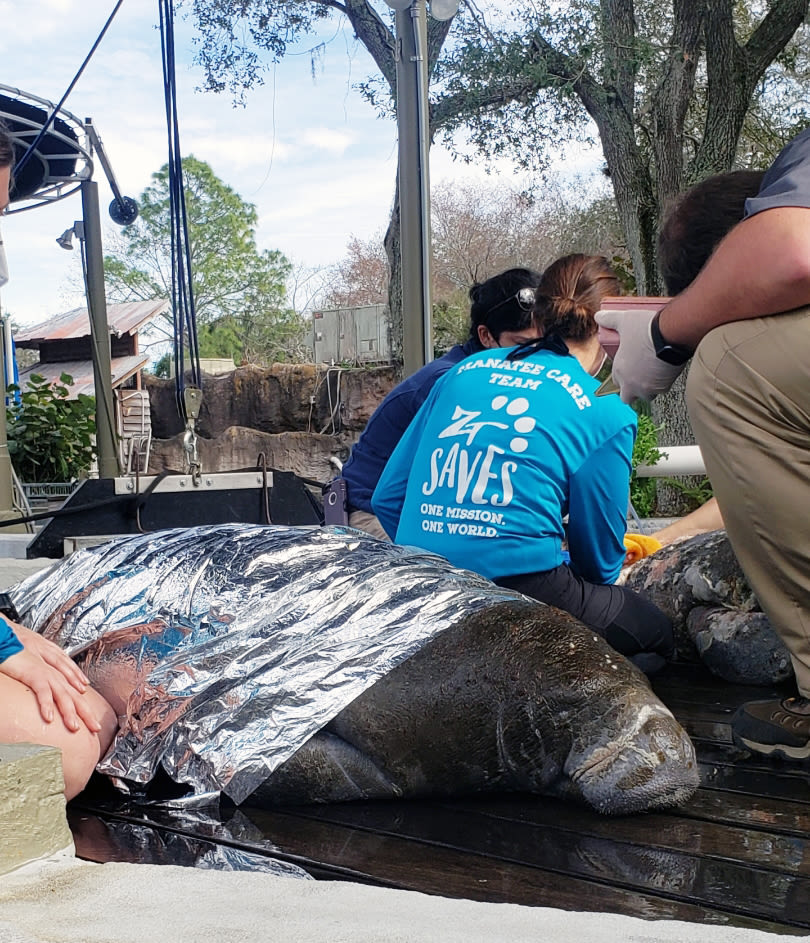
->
[658, 170, 766, 295]
[468, 267, 542, 344]
[0, 120, 14, 169]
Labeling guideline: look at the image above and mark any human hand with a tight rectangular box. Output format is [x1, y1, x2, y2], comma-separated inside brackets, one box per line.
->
[595, 307, 685, 403]
[0, 623, 101, 733]
[12, 623, 90, 693]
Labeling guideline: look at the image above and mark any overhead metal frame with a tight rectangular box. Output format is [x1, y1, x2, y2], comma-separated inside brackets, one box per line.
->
[0, 83, 92, 211]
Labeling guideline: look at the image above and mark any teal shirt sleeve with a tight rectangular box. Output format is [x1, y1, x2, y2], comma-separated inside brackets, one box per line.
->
[566, 424, 636, 585]
[0, 613, 23, 663]
[372, 373, 447, 539]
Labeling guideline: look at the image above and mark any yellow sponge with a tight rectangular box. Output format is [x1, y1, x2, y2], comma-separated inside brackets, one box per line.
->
[623, 533, 662, 566]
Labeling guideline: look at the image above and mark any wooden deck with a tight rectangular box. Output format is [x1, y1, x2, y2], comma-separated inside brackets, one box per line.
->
[69, 663, 810, 934]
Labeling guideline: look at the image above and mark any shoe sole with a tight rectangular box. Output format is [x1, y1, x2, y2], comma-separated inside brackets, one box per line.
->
[733, 732, 810, 761]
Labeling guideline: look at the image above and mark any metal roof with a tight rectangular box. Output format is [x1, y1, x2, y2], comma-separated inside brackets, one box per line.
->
[14, 299, 169, 348]
[17, 354, 150, 399]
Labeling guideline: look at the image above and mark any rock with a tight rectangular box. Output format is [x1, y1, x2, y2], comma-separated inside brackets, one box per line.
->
[149, 428, 348, 484]
[623, 530, 792, 686]
[144, 363, 397, 440]
[687, 606, 793, 685]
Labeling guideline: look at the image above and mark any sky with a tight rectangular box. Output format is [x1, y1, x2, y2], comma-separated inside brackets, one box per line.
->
[0, 0, 601, 327]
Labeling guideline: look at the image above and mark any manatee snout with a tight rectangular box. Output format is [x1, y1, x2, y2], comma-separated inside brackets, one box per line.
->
[564, 703, 698, 815]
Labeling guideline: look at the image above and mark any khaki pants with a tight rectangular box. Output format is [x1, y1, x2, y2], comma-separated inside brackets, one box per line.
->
[348, 509, 391, 541]
[686, 308, 810, 695]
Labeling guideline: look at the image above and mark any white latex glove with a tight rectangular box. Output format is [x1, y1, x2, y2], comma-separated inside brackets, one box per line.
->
[595, 307, 686, 404]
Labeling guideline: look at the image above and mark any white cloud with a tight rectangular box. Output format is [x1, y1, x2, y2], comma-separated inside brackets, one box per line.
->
[298, 128, 353, 155]
[0, 1, 605, 325]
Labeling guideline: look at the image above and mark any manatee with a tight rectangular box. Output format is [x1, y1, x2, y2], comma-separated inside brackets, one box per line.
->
[11, 524, 698, 815]
[255, 601, 698, 815]
[621, 529, 792, 686]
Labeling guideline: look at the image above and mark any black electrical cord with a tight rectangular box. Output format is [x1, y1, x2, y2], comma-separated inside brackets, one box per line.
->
[13, 0, 126, 180]
[159, 0, 202, 423]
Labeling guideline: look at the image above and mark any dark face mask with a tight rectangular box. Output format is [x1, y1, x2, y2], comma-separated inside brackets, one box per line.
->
[506, 333, 570, 362]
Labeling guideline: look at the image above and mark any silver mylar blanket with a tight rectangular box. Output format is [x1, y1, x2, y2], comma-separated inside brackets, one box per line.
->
[11, 523, 525, 804]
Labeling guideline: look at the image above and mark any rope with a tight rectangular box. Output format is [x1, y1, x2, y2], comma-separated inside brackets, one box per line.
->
[13, 0, 125, 180]
[159, 0, 202, 421]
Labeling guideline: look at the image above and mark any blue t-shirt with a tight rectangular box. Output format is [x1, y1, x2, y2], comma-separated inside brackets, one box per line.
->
[342, 339, 481, 513]
[0, 613, 22, 663]
[372, 345, 637, 584]
[745, 126, 810, 217]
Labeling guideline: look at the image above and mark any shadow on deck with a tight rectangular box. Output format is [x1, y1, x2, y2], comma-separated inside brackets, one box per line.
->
[69, 664, 810, 934]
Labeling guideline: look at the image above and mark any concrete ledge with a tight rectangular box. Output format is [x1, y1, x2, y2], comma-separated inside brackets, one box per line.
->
[0, 743, 74, 876]
[0, 855, 798, 943]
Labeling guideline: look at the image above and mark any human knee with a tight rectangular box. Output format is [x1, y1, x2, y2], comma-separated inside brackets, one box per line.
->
[0, 678, 118, 801]
[647, 606, 676, 661]
[56, 695, 117, 801]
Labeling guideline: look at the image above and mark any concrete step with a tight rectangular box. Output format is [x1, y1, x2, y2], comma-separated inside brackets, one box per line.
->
[0, 743, 74, 876]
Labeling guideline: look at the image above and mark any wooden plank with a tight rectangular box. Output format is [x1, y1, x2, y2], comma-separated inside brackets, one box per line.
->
[675, 789, 810, 837]
[286, 799, 810, 930]
[431, 795, 810, 878]
[653, 664, 790, 709]
[698, 760, 810, 802]
[72, 800, 789, 932]
[68, 806, 385, 884]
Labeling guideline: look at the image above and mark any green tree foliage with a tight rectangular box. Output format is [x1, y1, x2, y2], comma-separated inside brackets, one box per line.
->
[104, 156, 308, 365]
[435, 0, 809, 293]
[6, 374, 96, 483]
[189, 0, 808, 300]
[629, 413, 662, 519]
[322, 176, 627, 353]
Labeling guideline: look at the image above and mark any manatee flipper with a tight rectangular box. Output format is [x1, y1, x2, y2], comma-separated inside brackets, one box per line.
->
[249, 731, 401, 806]
[687, 606, 793, 685]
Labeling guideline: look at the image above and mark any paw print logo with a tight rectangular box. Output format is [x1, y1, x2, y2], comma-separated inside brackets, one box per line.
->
[491, 396, 535, 452]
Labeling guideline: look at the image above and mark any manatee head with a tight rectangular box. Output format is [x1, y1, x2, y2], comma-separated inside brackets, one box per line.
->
[496, 609, 700, 815]
[559, 699, 698, 814]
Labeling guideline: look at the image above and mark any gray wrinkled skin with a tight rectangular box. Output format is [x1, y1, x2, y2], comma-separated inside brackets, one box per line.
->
[261, 604, 698, 815]
[621, 530, 792, 685]
[11, 524, 697, 814]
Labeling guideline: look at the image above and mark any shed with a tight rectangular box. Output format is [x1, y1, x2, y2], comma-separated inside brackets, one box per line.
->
[14, 299, 168, 398]
[14, 299, 168, 473]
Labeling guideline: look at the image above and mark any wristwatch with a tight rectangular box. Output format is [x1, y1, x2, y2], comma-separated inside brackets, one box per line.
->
[650, 311, 693, 365]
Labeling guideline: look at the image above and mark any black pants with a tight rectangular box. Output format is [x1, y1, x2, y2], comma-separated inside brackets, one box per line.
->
[497, 564, 674, 674]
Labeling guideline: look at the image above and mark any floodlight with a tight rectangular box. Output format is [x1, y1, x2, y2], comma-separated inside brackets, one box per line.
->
[56, 228, 75, 250]
[428, 0, 459, 20]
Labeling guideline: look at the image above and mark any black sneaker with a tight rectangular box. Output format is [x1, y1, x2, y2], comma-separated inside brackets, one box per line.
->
[731, 696, 810, 759]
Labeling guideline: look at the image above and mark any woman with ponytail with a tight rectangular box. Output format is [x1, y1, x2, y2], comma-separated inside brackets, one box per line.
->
[373, 254, 674, 674]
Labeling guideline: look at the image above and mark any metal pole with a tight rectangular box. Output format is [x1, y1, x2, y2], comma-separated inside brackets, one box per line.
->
[395, 0, 433, 376]
[80, 179, 120, 479]
[0, 315, 25, 532]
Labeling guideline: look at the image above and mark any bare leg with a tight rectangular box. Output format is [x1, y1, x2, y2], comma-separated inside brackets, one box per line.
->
[0, 674, 118, 800]
[653, 497, 724, 547]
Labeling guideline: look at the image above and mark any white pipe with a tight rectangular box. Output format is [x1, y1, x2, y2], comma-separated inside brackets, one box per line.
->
[635, 445, 706, 478]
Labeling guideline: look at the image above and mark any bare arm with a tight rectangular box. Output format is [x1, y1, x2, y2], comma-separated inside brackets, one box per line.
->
[1, 620, 101, 732]
[660, 207, 810, 349]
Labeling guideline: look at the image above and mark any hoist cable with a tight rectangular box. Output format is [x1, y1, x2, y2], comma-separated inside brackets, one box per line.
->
[159, 0, 201, 421]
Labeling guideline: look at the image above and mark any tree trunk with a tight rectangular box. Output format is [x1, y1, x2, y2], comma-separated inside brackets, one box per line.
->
[384, 175, 404, 376]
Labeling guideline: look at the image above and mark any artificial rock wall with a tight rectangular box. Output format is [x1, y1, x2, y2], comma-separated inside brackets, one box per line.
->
[145, 363, 397, 484]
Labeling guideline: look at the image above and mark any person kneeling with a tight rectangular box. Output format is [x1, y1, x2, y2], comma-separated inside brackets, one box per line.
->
[372, 254, 674, 675]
